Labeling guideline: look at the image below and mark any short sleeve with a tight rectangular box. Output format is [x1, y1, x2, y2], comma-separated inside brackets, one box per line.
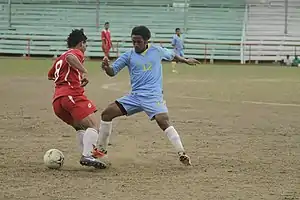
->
[171, 36, 176, 46]
[66, 49, 84, 63]
[112, 51, 130, 75]
[158, 46, 175, 61]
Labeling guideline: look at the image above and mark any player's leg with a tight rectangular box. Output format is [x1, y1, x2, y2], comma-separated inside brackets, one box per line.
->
[154, 113, 191, 166]
[97, 94, 142, 152]
[173, 50, 186, 73]
[102, 45, 110, 59]
[74, 113, 107, 169]
[52, 98, 85, 153]
[102, 45, 107, 58]
[172, 61, 178, 73]
[104, 50, 109, 58]
[172, 51, 179, 73]
[97, 101, 124, 152]
[106, 46, 111, 58]
[61, 95, 107, 169]
[73, 125, 86, 153]
[142, 96, 191, 166]
[173, 50, 184, 73]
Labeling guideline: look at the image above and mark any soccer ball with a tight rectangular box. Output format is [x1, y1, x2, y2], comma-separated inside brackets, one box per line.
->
[43, 149, 64, 169]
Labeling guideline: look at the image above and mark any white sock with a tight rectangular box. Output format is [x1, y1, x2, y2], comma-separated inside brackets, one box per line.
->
[97, 120, 112, 150]
[82, 128, 98, 156]
[172, 62, 176, 69]
[76, 130, 85, 153]
[165, 126, 185, 153]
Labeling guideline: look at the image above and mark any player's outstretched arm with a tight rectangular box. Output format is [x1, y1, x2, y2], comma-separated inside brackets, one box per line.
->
[102, 57, 115, 77]
[101, 52, 128, 77]
[174, 55, 200, 65]
[159, 46, 200, 65]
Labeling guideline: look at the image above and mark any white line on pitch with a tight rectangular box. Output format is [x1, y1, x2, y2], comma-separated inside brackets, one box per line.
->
[101, 83, 300, 108]
[177, 96, 300, 107]
[241, 100, 300, 107]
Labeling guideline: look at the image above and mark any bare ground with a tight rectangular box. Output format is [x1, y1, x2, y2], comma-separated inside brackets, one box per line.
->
[0, 59, 299, 200]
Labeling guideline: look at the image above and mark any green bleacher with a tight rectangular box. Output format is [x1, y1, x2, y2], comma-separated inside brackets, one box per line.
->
[0, 0, 245, 60]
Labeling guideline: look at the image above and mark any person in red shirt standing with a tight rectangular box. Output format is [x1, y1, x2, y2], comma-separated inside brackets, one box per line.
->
[101, 22, 113, 58]
[48, 29, 107, 169]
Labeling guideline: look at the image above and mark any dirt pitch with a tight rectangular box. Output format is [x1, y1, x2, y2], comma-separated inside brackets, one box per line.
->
[0, 58, 299, 200]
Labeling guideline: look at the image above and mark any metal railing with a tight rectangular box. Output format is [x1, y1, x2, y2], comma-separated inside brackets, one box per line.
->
[16, 37, 300, 63]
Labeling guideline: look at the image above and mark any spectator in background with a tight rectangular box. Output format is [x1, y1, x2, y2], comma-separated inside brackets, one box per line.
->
[171, 28, 184, 73]
[101, 22, 113, 58]
[281, 55, 292, 66]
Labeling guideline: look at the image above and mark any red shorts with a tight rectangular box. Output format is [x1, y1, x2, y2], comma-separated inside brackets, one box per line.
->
[52, 95, 97, 125]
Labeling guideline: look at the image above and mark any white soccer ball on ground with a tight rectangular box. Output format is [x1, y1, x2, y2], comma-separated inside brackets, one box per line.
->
[43, 149, 64, 169]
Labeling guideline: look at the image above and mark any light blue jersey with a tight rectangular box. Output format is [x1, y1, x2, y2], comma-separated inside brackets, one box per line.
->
[112, 45, 175, 95]
[111, 45, 175, 119]
[172, 34, 184, 56]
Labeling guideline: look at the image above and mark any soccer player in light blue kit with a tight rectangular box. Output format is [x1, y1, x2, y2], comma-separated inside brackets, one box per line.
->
[98, 26, 199, 166]
[171, 28, 184, 73]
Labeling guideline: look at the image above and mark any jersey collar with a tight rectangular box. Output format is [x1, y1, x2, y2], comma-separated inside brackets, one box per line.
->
[141, 44, 151, 56]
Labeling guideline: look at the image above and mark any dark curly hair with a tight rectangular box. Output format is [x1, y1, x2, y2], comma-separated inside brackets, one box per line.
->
[67, 29, 87, 48]
[131, 26, 151, 41]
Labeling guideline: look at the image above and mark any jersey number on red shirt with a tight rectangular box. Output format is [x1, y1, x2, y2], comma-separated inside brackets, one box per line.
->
[54, 59, 63, 82]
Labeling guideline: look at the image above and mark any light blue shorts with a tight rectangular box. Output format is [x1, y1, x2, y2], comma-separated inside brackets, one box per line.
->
[116, 93, 168, 120]
[175, 50, 184, 57]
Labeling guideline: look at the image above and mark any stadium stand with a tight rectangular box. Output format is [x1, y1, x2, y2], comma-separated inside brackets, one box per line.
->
[0, 0, 245, 61]
[244, 0, 300, 62]
[0, 0, 299, 62]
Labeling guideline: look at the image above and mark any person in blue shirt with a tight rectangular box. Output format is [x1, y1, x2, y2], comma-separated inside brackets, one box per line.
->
[98, 26, 199, 166]
[171, 28, 184, 73]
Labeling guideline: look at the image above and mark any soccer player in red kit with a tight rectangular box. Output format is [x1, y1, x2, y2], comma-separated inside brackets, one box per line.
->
[101, 22, 113, 58]
[48, 29, 107, 169]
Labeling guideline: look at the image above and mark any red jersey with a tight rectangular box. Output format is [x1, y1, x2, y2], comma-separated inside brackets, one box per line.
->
[101, 29, 112, 48]
[48, 49, 85, 101]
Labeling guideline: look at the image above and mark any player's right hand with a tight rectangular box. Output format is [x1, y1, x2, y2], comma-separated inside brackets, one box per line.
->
[80, 73, 89, 87]
[101, 56, 110, 70]
[186, 58, 201, 65]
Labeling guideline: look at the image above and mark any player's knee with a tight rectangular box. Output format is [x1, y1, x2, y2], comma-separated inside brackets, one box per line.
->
[101, 107, 116, 121]
[78, 113, 99, 130]
[101, 109, 112, 121]
[73, 125, 84, 131]
[155, 113, 171, 131]
[101, 102, 125, 122]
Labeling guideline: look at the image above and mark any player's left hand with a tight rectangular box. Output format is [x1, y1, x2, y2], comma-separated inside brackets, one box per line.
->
[80, 73, 89, 87]
[186, 58, 201, 65]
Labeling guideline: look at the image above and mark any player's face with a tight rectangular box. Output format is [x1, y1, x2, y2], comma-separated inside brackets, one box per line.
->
[176, 29, 181, 35]
[132, 35, 147, 53]
[79, 41, 87, 53]
[105, 24, 109, 29]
